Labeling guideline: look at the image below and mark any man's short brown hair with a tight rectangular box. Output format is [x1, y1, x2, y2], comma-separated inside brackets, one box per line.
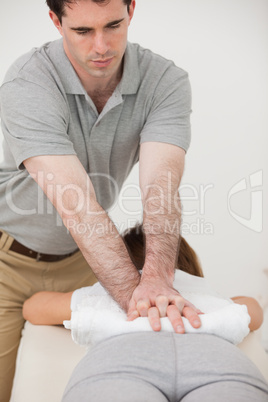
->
[46, 0, 132, 23]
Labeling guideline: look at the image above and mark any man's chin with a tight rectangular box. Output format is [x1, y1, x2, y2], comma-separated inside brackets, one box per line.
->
[86, 69, 113, 79]
[85, 63, 118, 79]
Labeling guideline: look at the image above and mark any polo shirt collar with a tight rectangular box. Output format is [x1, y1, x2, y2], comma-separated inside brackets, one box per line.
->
[49, 39, 140, 96]
[48, 39, 86, 95]
[117, 42, 141, 95]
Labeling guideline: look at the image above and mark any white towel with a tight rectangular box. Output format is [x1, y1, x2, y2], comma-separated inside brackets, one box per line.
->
[64, 270, 250, 346]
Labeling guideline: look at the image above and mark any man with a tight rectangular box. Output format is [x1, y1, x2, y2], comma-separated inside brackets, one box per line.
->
[0, 0, 201, 399]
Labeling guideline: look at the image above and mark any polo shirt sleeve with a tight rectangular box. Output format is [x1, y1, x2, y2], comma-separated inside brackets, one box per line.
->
[139, 68, 192, 153]
[0, 78, 76, 170]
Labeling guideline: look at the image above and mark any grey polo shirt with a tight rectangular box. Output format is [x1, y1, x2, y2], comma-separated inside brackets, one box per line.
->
[0, 39, 191, 254]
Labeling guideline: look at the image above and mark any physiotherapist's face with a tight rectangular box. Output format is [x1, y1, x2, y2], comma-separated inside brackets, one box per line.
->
[50, 0, 135, 82]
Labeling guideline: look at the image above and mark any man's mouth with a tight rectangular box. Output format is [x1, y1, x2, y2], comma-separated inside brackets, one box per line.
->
[91, 57, 114, 68]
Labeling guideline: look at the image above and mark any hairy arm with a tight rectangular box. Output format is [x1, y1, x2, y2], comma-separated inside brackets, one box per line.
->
[139, 142, 184, 282]
[127, 142, 202, 332]
[24, 155, 140, 312]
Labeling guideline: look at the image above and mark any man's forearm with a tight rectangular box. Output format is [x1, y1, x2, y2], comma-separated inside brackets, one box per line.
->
[24, 154, 141, 312]
[63, 203, 140, 312]
[142, 164, 182, 284]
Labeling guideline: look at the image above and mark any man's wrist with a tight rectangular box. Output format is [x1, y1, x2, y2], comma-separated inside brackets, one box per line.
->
[111, 269, 141, 312]
[141, 262, 175, 286]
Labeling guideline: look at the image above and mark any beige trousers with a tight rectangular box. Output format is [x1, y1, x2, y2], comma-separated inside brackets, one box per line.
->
[0, 231, 97, 402]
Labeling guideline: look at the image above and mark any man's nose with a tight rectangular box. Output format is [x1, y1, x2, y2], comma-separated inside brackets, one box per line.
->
[93, 32, 109, 56]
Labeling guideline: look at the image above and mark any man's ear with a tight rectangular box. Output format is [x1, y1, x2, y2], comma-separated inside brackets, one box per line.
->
[49, 10, 63, 35]
[128, 0, 136, 25]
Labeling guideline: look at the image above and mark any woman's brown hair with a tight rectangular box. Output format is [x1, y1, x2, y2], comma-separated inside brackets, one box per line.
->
[122, 224, 204, 277]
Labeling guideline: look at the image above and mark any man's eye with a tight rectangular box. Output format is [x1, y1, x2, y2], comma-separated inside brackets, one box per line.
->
[77, 31, 88, 36]
[110, 23, 121, 29]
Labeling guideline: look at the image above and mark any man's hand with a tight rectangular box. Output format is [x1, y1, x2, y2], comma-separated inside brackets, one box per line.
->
[127, 277, 202, 333]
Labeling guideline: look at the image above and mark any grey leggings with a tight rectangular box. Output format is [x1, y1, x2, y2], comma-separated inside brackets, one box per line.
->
[62, 333, 268, 402]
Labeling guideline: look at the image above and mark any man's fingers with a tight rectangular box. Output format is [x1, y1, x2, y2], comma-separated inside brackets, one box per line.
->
[136, 299, 151, 317]
[167, 304, 185, 334]
[170, 295, 185, 312]
[127, 310, 139, 321]
[127, 299, 140, 321]
[182, 306, 202, 328]
[148, 307, 161, 331]
[155, 295, 169, 317]
[184, 299, 203, 315]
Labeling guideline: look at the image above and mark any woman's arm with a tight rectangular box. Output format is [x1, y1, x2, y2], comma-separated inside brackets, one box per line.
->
[23, 291, 264, 332]
[231, 296, 263, 331]
[22, 291, 73, 325]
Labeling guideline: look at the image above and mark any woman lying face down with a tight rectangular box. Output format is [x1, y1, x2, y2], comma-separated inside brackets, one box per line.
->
[22, 224, 263, 332]
[22, 224, 268, 402]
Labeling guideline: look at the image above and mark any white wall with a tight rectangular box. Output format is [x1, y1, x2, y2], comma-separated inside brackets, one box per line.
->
[1, 1, 268, 344]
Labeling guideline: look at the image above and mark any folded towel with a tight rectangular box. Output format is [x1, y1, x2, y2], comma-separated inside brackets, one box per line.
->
[64, 270, 250, 346]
